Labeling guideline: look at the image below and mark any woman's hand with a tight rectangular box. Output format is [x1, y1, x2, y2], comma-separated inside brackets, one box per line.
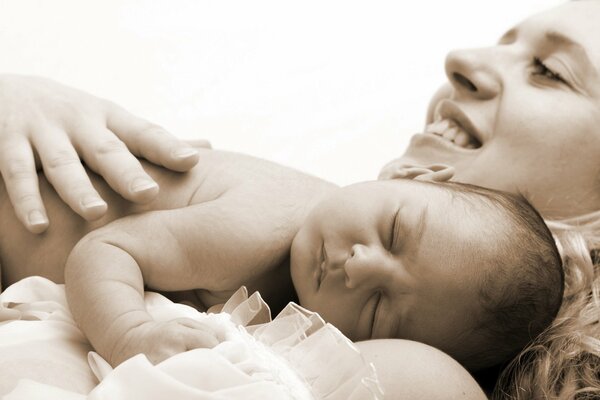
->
[0, 74, 210, 233]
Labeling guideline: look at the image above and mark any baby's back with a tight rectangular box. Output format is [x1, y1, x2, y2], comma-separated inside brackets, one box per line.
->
[0, 149, 335, 287]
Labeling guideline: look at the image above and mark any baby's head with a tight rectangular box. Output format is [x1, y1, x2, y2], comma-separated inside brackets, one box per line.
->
[290, 177, 563, 371]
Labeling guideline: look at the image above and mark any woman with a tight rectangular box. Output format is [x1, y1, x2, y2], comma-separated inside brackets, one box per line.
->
[379, 1, 600, 397]
[1, 1, 598, 398]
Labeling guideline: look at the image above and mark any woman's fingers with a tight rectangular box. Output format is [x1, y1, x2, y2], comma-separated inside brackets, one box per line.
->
[106, 103, 200, 172]
[185, 139, 212, 149]
[0, 75, 209, 232]
[77, 125, 160, 204]
[32, 128, 108, 220]
[0, 136, 49, 233]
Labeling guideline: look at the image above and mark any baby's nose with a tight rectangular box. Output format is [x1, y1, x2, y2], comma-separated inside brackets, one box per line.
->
[344, 244, 388, 289]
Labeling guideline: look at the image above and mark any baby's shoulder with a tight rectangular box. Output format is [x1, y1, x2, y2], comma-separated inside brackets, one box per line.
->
[184, 149, 337, 206]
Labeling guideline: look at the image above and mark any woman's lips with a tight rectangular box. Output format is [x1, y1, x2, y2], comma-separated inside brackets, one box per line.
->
[410, 132, 480, 154]
[424, 119, 480, 149]
[432, 99, 484, 148]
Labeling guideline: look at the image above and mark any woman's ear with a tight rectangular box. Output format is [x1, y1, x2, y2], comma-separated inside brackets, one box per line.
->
[379, 161, 455, 182]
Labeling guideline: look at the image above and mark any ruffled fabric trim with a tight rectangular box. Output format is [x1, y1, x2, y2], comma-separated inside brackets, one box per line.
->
[2, 278, 382, 399]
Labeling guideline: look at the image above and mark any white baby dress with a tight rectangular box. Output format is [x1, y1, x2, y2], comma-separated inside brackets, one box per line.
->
[0, 277, 383, 399]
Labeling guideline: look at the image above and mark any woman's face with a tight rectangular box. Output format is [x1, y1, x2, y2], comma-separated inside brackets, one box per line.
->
[394, 1, 600, 219]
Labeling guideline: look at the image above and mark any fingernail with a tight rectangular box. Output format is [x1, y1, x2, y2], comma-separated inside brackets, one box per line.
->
[28, 210, 48, 226]
[172, 148, 199, 158]
[81, 195, 107, 210]
[131, 178, 158, 193]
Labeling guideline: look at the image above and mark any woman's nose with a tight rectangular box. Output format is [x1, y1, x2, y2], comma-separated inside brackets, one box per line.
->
[444, 48, 501, 100]
[343, 244, 387, 289]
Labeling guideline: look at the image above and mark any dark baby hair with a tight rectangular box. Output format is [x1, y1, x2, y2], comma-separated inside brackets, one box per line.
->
[439, 182, 564, 372]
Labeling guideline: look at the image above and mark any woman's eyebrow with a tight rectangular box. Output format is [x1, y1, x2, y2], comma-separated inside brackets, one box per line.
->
[502, 26, 598, 79]
[544, 30, 598, 78]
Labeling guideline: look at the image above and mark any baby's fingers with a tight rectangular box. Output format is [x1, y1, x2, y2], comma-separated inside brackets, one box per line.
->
[0, 137, 49, 233]
[379, 161, 454, 182]
[176, 318, 220, 349]
[33, 129, 108, 221]
[106, 103, 200, 172]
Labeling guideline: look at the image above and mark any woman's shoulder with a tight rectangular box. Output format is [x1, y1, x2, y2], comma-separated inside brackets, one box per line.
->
[355, 339, 487, 400]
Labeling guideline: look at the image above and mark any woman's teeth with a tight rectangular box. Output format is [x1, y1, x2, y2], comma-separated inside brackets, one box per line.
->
[425, 119, 480, 149]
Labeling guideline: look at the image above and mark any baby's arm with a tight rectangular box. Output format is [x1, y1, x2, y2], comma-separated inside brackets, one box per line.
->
[65, 191, 284, 366]
[0, 74, 206, 233]
[66, 232, 218, 367]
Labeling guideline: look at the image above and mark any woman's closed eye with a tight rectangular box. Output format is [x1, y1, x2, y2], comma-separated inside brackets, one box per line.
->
[532, 57, 568, 85]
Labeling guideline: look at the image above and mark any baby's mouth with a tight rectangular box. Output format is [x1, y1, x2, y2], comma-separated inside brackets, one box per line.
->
[318, 242, 328, 288]
[424, 118, 482, 149]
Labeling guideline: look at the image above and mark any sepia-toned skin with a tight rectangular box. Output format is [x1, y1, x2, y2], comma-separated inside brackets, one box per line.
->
[0, 143, 523, 377]
[3, 2, 597, 399]
[0, 74, 206, 234]
[0, 148, 333, 362]
[290, 178, 512, 361]
[0, 149, 488, 399]
[386, 1, 600, 219]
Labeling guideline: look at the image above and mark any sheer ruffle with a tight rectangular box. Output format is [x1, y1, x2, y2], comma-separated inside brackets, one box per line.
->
[0, 277, 97, 397]
[2, 278, 382, 399]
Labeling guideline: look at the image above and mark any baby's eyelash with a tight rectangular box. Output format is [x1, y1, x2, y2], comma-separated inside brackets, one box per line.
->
[389, 210, 399, 250]
[532, 57, 566, 84]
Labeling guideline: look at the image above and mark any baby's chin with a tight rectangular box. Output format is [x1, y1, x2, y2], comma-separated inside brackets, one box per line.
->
[288, 228, 315, 305]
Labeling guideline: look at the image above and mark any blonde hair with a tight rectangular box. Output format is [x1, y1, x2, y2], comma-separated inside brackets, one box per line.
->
[493, 210, 600, 399]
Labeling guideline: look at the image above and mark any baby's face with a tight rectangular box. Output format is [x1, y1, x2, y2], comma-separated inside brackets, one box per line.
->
[388, 1, 600, 218]
[291, 179, 505, 354]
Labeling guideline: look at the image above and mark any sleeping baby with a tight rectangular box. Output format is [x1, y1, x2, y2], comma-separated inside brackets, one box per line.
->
[0, 148, 563, 372]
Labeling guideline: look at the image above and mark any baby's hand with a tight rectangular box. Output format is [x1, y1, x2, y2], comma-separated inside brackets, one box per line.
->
[110, 318, 220, 367]
[0, 74, 210, 234]
[378, 161, 454, 182]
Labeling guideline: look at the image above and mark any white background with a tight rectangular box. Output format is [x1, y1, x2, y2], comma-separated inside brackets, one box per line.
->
[0, 0, 562, 185]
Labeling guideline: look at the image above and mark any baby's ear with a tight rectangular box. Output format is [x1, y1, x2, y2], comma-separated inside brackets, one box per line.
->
[378, 161, 454, 182]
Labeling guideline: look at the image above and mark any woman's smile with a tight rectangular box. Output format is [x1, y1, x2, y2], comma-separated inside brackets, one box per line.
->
[424, 100, 483, 150]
